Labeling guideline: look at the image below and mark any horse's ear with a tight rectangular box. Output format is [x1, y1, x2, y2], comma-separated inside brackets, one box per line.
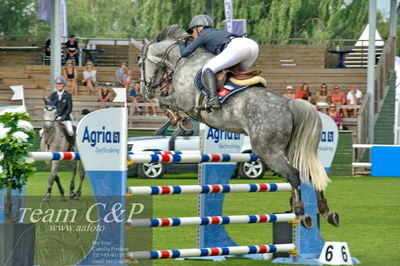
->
[144, 38, 151, 45]
[43, 97, 50, 106]
[130, 38, 143, 50]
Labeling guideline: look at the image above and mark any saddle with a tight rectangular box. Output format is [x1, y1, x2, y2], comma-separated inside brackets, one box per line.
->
[215, 64, 267, 91]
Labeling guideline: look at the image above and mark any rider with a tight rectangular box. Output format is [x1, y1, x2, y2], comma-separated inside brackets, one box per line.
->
[179, 14, 259, 110]
[49, 76, 74, 136]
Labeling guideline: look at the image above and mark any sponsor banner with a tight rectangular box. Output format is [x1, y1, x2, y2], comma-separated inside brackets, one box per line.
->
[318, 112, 339, 171]
[201, 123, 244, 155]
[77, 108, 127, 172]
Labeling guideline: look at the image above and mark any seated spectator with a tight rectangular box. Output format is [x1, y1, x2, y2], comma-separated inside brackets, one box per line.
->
[62, 59, 78, 95]
[82, 60, 96, 95]
[98, 86, 112, 109]
[65, 34, 79, 66]
[282, 85, 295, 100]
[330, 84, 347, 117]
[123, 69, 135, 93]
[129, 81, 141, 115]
[145, 99, 157, 116]
[296, 83, 312, 102]
[115, 62, 128, 87]
[315, 83, 329, 110]
[346, 84, 362, 118]
[327, 103, 342, 129]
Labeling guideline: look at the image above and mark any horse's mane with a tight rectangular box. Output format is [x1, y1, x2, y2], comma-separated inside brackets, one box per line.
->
[156, 24, 189, 42]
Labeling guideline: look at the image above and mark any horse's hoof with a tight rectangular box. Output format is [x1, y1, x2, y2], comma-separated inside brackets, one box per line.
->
[299, 215, 313, 229]
[42, 196, 50, 202]
[60, 196, 67, 201]
[69, 193, 76, 200]
[293, 202, 304, 216]
[327, 212, 340, 226]
[178, 118, 193, 131]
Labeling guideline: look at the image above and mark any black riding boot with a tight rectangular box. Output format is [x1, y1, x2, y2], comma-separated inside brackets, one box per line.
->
[201, 69, 221, 110]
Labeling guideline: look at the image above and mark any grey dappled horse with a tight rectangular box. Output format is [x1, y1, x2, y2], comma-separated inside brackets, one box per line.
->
[137, 25, 339, 228]
[41, 101, 85, 202]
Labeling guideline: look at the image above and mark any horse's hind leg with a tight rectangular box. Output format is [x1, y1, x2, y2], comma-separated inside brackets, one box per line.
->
[316, 191, 340, 226]
[65, 161, 77, 199]
[254, 149, 313, 229]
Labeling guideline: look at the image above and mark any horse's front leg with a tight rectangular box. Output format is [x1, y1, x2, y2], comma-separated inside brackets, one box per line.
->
[158, 96, 181, 126]
[65, 161, 77, 199]
[43, 161, 65, 202]
[74, 162, 86, 200]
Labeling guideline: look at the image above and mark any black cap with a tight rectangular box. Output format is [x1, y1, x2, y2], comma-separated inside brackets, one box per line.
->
[69, 34, 75, 38]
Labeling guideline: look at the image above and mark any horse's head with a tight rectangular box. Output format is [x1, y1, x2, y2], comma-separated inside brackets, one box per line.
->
[136, 25, 189, 101]
[43, 98, 57, 131]
[137, 42, 166, 101]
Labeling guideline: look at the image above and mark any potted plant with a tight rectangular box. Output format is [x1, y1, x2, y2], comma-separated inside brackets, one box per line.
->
[0, 110, 36, 265]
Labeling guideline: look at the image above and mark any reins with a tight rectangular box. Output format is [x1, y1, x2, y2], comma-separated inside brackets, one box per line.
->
[141, 41, 181, 94]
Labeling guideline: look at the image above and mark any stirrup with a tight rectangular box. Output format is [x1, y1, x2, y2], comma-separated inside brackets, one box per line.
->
[207, 97, 221, 109]
[196, 104, 212, 113]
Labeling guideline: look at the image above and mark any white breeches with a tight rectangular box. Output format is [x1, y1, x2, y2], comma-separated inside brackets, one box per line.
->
[202, 37, 259, 73]
[63, 120, 74, 136]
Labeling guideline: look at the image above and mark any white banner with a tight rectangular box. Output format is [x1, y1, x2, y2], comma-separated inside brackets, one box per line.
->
[224, 0, 233, 33]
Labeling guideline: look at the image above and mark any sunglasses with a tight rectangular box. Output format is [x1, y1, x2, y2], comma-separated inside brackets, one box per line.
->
[330, 106, 336, 108]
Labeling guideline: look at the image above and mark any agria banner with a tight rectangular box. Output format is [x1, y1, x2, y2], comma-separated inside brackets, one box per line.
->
[76, 107, 127, 265]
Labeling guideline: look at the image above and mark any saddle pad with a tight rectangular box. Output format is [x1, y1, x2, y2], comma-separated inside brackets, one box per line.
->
[194, 70, 252, 104]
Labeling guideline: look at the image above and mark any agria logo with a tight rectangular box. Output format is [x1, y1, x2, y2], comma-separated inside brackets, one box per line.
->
[81, 126, 120, 147]
[321, 131, 334, 142]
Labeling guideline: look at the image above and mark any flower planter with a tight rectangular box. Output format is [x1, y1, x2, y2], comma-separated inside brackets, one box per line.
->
[0, 222, 35, 266]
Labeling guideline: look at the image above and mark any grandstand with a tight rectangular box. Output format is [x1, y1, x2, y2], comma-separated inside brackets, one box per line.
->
[0, 37, 393, 142]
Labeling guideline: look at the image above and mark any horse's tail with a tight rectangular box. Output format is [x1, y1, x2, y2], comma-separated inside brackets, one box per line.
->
[287, 99, 330, 191]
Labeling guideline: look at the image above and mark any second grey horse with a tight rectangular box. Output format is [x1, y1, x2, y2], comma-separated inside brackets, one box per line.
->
[136, 25, 339, 228]
[41, 102, 85, 201]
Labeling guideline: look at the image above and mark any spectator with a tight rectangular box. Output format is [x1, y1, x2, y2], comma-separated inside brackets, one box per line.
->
[327, 103, 342, 129]
[330, 84, 347, 117]
[296, 83, 312, 102]
[45, 37, 51, 57]
[98, 86, 112, 109]
[144, 98, 157, 116]
[123, 69, 135, 93]
[62, 59, 78, 95]
[315, 83, 329, 110]
[83, 60, 96, 95]
[346, 84, 362, 117]
[65, 34, 79, 66]
[282, 85, 295, 100]
[115, 62, 128, 87]
[129, 81, 141, 115]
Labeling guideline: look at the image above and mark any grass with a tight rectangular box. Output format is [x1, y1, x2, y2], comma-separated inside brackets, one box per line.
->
[26, 173, 400, 266]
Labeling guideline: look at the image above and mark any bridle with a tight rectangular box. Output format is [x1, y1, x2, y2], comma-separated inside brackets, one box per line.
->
[139, 41, 180, 95]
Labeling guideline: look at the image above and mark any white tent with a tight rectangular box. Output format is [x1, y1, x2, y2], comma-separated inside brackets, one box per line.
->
[354, 24, 385, 47]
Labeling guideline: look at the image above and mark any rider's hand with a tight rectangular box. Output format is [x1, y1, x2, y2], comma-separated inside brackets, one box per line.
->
[56, 116, 62, 121]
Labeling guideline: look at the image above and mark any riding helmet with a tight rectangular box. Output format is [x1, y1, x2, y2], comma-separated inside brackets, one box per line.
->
[187, 14, 214, 33]
[55, 76, 66, 85]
